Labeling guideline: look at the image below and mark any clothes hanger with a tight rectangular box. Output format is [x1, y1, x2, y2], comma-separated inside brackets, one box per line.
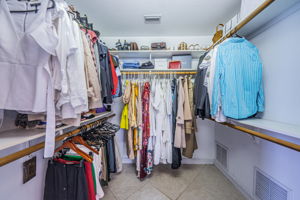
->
[71, 136, 99, 155]
[10, 0, 56, 13]
[55, 140, 93, 162]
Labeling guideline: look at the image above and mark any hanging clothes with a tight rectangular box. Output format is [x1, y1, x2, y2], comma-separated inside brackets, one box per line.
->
[183, 78, 198, 158]
[174, 77, 186, 148]
[211, 37, 264, 119]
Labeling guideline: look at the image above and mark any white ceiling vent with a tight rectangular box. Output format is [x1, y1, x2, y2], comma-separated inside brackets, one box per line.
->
[144, 15, 161, 24]
[255, 168, 290, 200]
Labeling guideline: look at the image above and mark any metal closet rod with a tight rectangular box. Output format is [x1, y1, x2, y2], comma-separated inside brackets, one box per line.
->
[209, 119, 300, 152]
[208, 0, 275, 50]
[121, 71, 197, 75]
[0, 113, 115, 167]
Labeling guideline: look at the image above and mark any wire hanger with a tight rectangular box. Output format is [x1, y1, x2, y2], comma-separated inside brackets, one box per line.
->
[10, 0, 56, 13]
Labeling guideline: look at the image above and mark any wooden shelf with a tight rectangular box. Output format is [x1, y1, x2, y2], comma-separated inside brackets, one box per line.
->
[110, 50, 205, 59]
[227, 118, 300, 140]
[0, 112, 114, 151]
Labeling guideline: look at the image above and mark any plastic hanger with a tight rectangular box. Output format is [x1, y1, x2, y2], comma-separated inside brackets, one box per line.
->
[71, 136, 99, 155]
[55, 140, 93, 162]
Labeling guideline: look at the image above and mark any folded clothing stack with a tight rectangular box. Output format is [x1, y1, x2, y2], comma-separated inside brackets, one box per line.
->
[122, 62, 140, 69]
[140, 61, 154, 69]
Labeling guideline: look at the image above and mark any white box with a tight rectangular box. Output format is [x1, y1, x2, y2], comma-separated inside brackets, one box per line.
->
[154, 59, 168, 69]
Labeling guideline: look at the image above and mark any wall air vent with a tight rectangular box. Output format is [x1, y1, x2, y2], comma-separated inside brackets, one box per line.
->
[255, 168, 290, 200]
[144, 15, 161, 24]
[216, 143, 228, 169]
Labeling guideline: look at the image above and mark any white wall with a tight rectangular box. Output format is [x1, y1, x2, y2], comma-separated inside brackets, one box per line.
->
[215, 7, 300, 200]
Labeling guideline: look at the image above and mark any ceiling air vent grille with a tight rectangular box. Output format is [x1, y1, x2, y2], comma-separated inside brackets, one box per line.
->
[144, 15, 161, 24]
[255, 169, 289, 200]
[216, 143, 228, 169]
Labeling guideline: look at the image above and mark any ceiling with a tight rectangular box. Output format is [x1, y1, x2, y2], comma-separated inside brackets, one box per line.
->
[67, 0, 241, 36]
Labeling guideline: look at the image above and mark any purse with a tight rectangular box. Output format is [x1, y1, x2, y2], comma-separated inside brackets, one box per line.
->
[168, 61, 181, 69]
[178, 42, 188, 50]
[151, 42, 167, 50]
[130, 42, 139, 51]
[212, 24, 224, 44]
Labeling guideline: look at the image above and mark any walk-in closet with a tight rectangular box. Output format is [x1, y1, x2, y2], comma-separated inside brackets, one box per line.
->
[0, 0, 300, 199]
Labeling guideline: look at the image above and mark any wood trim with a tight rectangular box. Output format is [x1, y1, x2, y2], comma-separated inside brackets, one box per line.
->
[211, 119, 300, 152]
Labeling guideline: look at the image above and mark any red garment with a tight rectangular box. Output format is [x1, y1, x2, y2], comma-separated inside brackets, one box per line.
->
[140, 82, 150, 179]
[84, 162, 96, 200]
[108, 52, 118, 95]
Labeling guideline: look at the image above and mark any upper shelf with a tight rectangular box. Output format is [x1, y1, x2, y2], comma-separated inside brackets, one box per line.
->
[110, 50, 205, 59]
[227, 118, 300, 141]
[210, 0, 300, 49]
[237, 0, 300, 38]
[0, 111, 114, 151]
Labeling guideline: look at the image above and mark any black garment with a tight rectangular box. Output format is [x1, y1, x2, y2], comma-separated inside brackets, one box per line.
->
[44, 160, 88, 200]
[171, 78, 182, 169]
[97, 42, 113, 104]
[194, 52, 211, 119]
[107, 136, 117, 173]
[140, 61, 154, 69]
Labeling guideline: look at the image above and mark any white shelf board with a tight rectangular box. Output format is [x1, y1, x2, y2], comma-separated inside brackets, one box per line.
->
[237, 0, 300, 37]
[0, 111, 114, 151]
[227, 118, 300, 140]
[110, 50, 205, 59]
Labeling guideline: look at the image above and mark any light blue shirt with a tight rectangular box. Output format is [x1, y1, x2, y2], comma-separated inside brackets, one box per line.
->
[211, 38, 264, 119]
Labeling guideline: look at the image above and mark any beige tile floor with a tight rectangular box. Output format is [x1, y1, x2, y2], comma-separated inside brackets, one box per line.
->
[102, 164, 246, 200]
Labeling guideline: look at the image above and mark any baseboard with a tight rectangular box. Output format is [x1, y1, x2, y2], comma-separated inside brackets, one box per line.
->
[182, 158, 214, 164]
[214, 161, 255, 200]
[122, 158, 214, 165]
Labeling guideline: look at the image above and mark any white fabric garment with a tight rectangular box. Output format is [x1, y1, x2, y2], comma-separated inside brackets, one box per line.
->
[68, 145, 104, 199]
[0, 0, 58, 157]
[205, 45, 227, 122]
[153, 81, 164, 165]
[160, 81, 172, 164]
[54, 1, 88, 126]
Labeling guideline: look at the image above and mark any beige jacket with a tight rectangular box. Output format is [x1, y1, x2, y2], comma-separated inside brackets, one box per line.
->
[174, 77, 186, 148]
[81, 31, 103, 109]
[183, 77, 198, 158]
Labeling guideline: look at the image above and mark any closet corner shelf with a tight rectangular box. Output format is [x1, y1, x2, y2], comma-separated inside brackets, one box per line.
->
[209, 0, 299, 49]
[0, 111, 114, 152]
[110, 50, 205, 59]
[226, 118, 300, 140]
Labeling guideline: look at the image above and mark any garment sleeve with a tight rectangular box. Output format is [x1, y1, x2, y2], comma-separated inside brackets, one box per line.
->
[211, 48, 223, 117]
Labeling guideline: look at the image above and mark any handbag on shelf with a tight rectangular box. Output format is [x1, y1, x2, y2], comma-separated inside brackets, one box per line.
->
[168, 61, 181, 69]
[130, 42, 139, 51]
[212, 24, 224, 44]
[178, 42, 188, 50]
[151, 42, 167, 50]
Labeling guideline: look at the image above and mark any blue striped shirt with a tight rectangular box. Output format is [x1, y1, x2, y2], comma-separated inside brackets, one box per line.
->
[211, 38, 264, 119]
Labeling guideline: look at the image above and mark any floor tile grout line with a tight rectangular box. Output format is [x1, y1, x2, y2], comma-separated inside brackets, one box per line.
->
[123, 180, 151, 200]
[174, 168, 203, 200]
[108, 187, 119, 200]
